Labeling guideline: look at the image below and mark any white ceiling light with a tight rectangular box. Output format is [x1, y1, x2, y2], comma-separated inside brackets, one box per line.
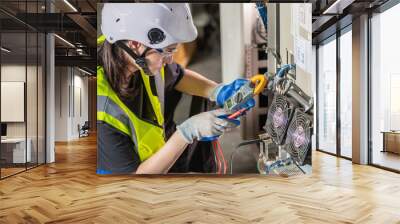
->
[1, 47, 11, 53]
[76, 48, 86, 55]
[78, 67, 93, 76]
[63, 0, 78, 12]
[54, 34, 75, 48]
[323, 0, 354, 15]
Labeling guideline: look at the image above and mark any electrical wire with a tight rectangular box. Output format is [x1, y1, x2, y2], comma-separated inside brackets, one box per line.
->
[212, 141, 218, 174]
[213, 74, 266, 174]
[210, 139, 228, 174]
[227, 108, 246, 120]
[205, 109, 246, 175]
[212, 141, 218, 173]
[229, 139, 262, 174]
[216, 140, 226, 174]
[212, 140, 221, 174]
[255, 2, 268, 32]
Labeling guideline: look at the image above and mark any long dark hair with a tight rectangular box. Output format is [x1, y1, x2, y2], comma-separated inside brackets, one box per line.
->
[97, 40, 137, 98]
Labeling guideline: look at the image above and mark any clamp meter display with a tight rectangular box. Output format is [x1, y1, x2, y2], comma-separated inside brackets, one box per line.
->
[223, 75, 268, 114]
[224, 81, 254, 113]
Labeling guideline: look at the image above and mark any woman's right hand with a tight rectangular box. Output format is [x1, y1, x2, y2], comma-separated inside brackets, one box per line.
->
[176, 109, 239, 144]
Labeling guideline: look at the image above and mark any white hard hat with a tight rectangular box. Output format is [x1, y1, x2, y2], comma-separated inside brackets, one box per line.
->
[101, 3, 198, 49]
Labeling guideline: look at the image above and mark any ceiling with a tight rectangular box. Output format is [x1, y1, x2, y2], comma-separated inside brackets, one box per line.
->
[0, 0, 395, 73]
[311, 0, 390, 44]
[0, 0, 97, 74]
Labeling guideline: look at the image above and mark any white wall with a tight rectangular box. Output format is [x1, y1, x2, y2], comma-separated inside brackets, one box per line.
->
[279, 4, 313, 96]
[1, 63, 46, 163]
[55, 66, 68, 141]
[220, 3, 245, 83]
[279, 4, 315, 151]
[242, 3, 258, 45]
[54, 67, 89, 141]
[1, 65, 26, 82]
[1, 65, 26, 139]
[1, 65, 39, 137]
[72, 72, 89, 138]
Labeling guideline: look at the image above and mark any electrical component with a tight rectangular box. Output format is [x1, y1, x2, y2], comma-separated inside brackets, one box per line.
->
[284, 109, 313, 166]
[266, 158, 305, 176]
[229, 63, 314, 175]
[275, 78, 314, 113]
[264, 109, 313, 176]
[264, 94, 298, 145]
[216, 75, 267, 174]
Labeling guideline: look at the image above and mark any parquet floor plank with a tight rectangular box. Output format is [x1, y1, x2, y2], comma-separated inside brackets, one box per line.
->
[0, 135, 399, 223]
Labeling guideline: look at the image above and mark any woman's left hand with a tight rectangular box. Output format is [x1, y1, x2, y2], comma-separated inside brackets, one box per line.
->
[208, 79, 256, 111]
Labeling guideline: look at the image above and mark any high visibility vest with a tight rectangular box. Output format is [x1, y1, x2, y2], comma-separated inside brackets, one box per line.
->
[97, 66, 166, 162]
[97, 36, 165, 165]
[97, 37, 166, 164]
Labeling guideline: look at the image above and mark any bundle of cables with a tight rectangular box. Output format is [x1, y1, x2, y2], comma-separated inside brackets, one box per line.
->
[210, 74, 267, 174]
[212, 140, 226, 174]
[211, 109, 246, 174]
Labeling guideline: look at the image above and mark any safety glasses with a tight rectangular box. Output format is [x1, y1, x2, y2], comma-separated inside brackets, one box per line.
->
[154, 47, 177, 58]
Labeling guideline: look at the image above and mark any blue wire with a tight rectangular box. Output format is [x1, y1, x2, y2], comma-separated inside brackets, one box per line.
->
[256, 2, 268, 32]
[276, 64, 296, 78]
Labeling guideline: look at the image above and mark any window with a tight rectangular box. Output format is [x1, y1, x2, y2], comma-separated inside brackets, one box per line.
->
[370, 3, 400, 171]
[317, 37, 337, 154]
[339, 29, 352, 158]
[0, 1, 47, 179]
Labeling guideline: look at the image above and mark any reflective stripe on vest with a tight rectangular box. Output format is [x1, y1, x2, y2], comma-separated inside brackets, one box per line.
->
[97, 35, 106, 45]
[139, 69, 165, 126]
[97, 66, 166, 161]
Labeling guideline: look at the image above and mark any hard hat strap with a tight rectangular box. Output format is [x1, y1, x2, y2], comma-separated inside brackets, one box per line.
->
[115, 41, 153, 75]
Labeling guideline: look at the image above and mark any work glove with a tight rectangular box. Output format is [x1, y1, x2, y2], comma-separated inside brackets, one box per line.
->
[208, 79, 256, 111]
[176, 109, 240, 144]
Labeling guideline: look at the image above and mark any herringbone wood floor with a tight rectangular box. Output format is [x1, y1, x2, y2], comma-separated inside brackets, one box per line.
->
[0, 135, 400, 224]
